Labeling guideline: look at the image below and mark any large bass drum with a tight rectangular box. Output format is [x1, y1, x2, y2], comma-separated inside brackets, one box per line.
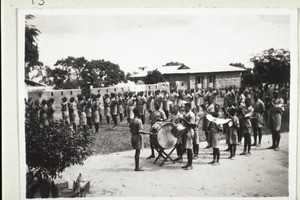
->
[150, 122, 177, 149]
[171, 123, 186, 138]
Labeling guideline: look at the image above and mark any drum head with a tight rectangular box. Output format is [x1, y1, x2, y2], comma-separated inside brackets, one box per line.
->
[150, 122, 164, 134]
[171, 124, 186, 138]
[157, 123, 177, 149]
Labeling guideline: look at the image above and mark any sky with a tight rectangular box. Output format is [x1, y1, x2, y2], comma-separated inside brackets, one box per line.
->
[28, 11, 290, 73]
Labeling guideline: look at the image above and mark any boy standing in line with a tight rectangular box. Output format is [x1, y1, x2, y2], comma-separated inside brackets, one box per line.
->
[181, 102, 196, 170]
[207, 104, 223, 166]
[268, 91, 284, 151]
[240, 98, 254, 156]
[252, 94, 265, 147]
[130, 108, 149, 171]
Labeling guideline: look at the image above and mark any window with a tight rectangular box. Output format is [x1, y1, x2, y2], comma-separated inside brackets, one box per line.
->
[98, 90, 100, 93]
[39, 93, 42, 97]
[197, 76, 203, 84]
[209, 75, 214, 83]
[181, 82, 184, 86]
[70, 91, 73, 95]
[51, 92, 54, 96]
[149, 86, 151, 89]
[156, 85, 158, 89]
[114, 88, 116, 92]
[122, 88, 124, 92]
[61, 91, 63, 95]
[106, 89, 108, 93]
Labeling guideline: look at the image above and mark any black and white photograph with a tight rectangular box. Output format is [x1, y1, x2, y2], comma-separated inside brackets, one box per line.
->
[18, 8, 298, 199]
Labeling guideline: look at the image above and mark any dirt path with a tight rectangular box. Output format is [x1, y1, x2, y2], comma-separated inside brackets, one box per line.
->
[56, 132, 289, 197]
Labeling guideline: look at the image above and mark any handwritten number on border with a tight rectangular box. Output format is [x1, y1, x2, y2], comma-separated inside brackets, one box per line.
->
[32, 0, 45, 6]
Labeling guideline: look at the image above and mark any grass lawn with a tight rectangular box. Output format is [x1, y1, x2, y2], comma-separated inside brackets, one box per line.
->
[89, 121, 151, 154]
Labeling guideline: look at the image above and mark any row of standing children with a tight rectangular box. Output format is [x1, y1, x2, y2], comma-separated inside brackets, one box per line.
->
[141, 85, 285, 170]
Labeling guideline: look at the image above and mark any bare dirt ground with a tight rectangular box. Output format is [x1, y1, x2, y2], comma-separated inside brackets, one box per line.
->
[56, 132, 289, 197]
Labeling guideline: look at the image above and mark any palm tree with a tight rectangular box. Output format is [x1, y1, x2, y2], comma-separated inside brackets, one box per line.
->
[25, 15, 43, 78]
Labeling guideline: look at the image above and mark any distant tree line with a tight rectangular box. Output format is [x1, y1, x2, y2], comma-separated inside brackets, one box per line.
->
[42, 57, 126, 89]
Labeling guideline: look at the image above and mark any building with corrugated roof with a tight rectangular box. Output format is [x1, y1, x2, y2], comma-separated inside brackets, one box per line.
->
[131, 64, 245, 90]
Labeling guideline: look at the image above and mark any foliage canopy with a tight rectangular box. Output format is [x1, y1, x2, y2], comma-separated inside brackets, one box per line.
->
[144, 69, 165, 84]
[45, 57, 126, 89]
[25, 15, 43, 78]
[251, 48, 290, 84]
[25, 105, 94, 180]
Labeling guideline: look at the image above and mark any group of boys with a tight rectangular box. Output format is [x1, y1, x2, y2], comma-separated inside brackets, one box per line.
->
[129, 85, 286, 171]
[25, 84, 286, 172]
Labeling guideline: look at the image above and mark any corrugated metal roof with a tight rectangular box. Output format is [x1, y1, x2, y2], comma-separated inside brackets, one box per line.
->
[131, 64, 245, 78]
[160, 64, 245, 75]
[25, 79, 46, 86]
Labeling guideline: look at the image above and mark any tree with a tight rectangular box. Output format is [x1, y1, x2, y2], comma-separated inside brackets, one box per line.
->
[250, 48, 290, 84]
[144, 69, 165, 84]
[241, 68, 258, 87]
[54, 56, 88, 80]
[125, 72, 133, 82]
[25, 103, 94, 198]
[229, 63, 246, 69]
[25, 108, 94, 179]
[84, 59, 126, 87]
[46, 67, 68, 87]
[45, 57, 126, 89]
[25, 15, 43, 78]
[164, 62, 184, 66]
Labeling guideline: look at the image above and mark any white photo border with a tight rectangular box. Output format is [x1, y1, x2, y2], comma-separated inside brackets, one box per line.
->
[18, 8, 298, 200]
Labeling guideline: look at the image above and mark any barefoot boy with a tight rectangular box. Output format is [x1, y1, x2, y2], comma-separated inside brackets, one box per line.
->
[130, 108, 149, 171]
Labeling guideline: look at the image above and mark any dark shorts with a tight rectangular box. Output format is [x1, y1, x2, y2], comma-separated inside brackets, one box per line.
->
[209, 130, 220, 148]
[69, 112, 76, 124]
[131, 135, 142, 150]
[228, 129, 238, 145]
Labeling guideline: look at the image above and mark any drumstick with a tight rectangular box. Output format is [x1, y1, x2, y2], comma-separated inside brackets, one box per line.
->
[140, 131, 152, 135]
[181, 118, 198, 129]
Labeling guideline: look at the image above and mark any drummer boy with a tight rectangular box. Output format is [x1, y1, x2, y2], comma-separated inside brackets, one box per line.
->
[147, 102, 167, 159]
[130, 108, 149, 171]
[171, 105, 184, 163]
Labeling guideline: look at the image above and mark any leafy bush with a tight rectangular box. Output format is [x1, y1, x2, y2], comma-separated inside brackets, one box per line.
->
[25, 108, 94, 180]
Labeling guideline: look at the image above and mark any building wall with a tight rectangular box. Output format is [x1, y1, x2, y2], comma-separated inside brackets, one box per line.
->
[163, 71, 242, 91]
[28, 88, 82, 110]
[90, 82, 170, 96]
[215, 72, 242, 89]
[164, 74, 190, 91]
[189, 75, 196, 91]
[27, 82, 170, 109]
